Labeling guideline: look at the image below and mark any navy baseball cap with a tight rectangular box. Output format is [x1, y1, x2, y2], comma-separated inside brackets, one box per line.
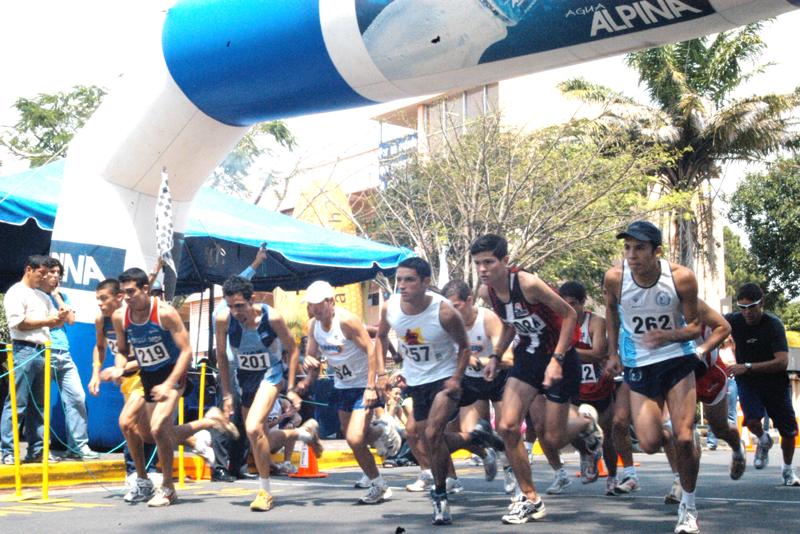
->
[616, 221, 662, 247]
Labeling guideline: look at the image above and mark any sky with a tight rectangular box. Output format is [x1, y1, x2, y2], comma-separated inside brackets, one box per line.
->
[1, 1, 799, 201]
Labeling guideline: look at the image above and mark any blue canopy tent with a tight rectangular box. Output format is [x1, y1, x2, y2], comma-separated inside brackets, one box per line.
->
[0, 160, 412, 449]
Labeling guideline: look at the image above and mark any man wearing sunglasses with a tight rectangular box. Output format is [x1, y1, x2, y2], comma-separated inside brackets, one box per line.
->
[724, 283, 800, 486]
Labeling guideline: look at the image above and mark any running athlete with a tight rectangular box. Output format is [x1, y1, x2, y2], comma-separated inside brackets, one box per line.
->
[215, 275, 319, 512]
[604, 221, 703, 534]
[112, 268, 236, 506]
[442, 279, 511, 483]
[301, 279, 399, 504]
[470, 234, 602, 525]
[375, 258, 471, 525]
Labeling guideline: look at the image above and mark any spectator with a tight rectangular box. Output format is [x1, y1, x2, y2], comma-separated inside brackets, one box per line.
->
[725, 283, 800, 486]
[40, 257, 100, 459]
[1, 255, 69, 464]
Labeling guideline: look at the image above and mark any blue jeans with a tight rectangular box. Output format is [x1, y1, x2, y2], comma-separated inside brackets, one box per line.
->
[1, 343, 45, 458]
[51, 349, 90, 452]
[707, 377, 738, 447]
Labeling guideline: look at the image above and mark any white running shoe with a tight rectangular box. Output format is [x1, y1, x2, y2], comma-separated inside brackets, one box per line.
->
[124, 477, 155, 503]
[545, 468, 572, 495]
[147, 486, 177, 507]
[406, 470, 433, 492]
[782, 466, 800, 486]
[503, 466, 517, 494]
[754, 433, 773, 469]
[191, 429, 215, 466]
[675, 503, 700, 533]
[359, 482, 392, 504]
[605, 476, 618, 496]
[355, 473, 371, 488]
[380, 416, 402, 457]
[614, 476, 641, 494]
[664, 478, 682, 504]
[501, 494, 547, 524]
[446, 477, 464, 494]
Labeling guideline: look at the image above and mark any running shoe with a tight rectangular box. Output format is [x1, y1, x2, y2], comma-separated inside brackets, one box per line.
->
[675, 503, 699, 534]
[483, 447, 498, 482]
[469, 454, 483, 466]
[782, 466, 800, 486]
[664, 478, 682, 504]
[124, 477, 155, 503]
[545, 468, 571, 495]
[300, 418, 324, 458]
[355, 473, 371, 488]
[754, 433, 772, 470]
[446, 477, 464, 494]
[577, 404, 604, 454]
[360, 482, 392, 504]
[614, 476, 640, 494]
[605, 476, 618, 496]
[205, 407, 240, 440]
[470, 418, 505, 451]
[191, 429, 215, 466]
[431, 492, 451, 525]
[501, 494, 547, 524]
[147, 486, 177, 507]
[406, 470, 433, 492]
[503, 465, 517, 494]
[249, 489, 273, 512]
[730, 441, 746, 480]
[381, 417, 402, 457]
[580, 447, 602, 484]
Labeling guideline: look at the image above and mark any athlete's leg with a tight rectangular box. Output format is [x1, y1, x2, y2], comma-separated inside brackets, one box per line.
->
[405, 411, 430, 471]
[706, 399, 741, 450]
[497, 378, 539, 501]
[613, 383, 636, 468]
[598, 402, 617, 478]
[529, 398, 563, 470]
[425, 390, 461, 495]
[148, 389, 184, 492]
[119, 394, 148, 478]
[245, 382, 280, 480]
[342, 409, 380, 479]
[665, 373, 700, 494]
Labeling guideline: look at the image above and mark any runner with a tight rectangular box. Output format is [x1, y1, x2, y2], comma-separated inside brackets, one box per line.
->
[604, 221, 703, 533]
[112, 268, 237, 507]
[470, 234, 602, 524]
[300, 279, 399, 504]
[374, 257, 471, 525]
[215, 275, 322, 512]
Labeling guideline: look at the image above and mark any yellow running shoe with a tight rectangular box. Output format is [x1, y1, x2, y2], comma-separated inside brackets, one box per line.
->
[250, 489, 273, 512]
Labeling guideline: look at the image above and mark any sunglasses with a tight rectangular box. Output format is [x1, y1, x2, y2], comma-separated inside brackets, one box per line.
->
[736, 299, 762, 310]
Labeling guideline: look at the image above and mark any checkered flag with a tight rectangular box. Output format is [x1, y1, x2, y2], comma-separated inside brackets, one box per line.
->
[156, 167, 176, 275]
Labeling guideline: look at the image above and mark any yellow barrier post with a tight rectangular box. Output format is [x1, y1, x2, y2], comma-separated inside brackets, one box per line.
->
[7, 344, 23, 497]
[42, 340, 51, 500]
[178, 396, 185, 488]
[193, 362, 207, 480]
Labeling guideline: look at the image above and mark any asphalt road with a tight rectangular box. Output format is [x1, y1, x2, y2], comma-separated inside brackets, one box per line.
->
[2, 447, 798, 533]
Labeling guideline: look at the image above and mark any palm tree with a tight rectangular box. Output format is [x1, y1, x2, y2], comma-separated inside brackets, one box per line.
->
[560, 22, 800, 278]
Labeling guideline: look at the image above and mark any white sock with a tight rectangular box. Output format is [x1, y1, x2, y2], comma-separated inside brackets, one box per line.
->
[296, 428, 312, 443]
[623, 466, 637, 479]
[371, 475, 385, 486]
[681, 489, 695, 508]
[673, 471, 680, 482]
[783, 463, 793, 471]
[259, 478, 271, 492]
[525, 442, 533, 454]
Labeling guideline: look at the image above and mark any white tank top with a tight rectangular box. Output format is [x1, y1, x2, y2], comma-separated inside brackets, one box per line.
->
[386, 292, 457, 387]
[313, 313, 369, 389]
[695, 324, 719, 367]
[618, 259, 696, 368]
[579, 310, 592, 347]
[465, 307, 492, 378]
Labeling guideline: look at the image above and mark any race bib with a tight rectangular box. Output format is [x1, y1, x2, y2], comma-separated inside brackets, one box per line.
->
[134, 342, 171, 368]
[581, 363, 598, 384]
[107, 339, 118, 355]
[402, 344, 440, 363]
[238, 352, 271, 371]
[331, 363, 353, 381]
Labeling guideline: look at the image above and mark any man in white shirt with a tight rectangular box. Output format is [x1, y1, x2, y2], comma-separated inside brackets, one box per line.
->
[1, 255, 69, 464]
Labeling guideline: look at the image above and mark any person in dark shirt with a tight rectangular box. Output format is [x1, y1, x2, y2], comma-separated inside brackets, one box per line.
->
[724, 283, 799, 486]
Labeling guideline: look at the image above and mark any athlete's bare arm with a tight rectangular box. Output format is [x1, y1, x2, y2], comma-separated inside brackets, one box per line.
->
[439, 301, 470, 391]
[482, 307, 514, 369]
[110, 308, 140, 382]
[89, 312, 107, 395]
[270, 309, 300, 409]
[642, 263, 702, 348]
[151, 303, 193, 402]
[296, 318, 321, 395]
[695, 299, 731, 356]
[577, 312, 608, 363]
[214, 308, 234, 415]
[603, 266, 623, 377]
[341, 310, 379, 404]
[479, 284, 516, 381]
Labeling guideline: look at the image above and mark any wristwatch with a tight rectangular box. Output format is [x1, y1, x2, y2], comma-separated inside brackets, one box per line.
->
[552, 352, 565, 364]
[744, 362, 753, 373]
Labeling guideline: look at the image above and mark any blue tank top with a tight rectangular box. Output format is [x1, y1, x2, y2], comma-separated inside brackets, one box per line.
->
[228, 304, 283, 383]
[124, 297, 181, 372]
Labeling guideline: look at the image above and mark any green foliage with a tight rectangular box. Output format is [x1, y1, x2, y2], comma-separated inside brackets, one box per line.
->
[722, 226, 764, 299]
[778, 301, 800, 331]
[728, 155, 800, 299]
[366, 111, 670, 290]
[0, 85, 106, 167]
[207, 121, 296, 198]
[0, 294, 9, 342]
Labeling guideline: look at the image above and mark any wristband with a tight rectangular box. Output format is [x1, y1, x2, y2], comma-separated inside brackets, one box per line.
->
[377, 372, 388, 377]
[366, 387, 376, 391]
[552, 352, 565, 363]
[489, 353, 500, 361]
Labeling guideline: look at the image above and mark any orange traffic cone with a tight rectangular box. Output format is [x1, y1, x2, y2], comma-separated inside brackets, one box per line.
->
[617, 455, 640, 467]
[598, 458, 609, 478]
[289, 443, 328, 479]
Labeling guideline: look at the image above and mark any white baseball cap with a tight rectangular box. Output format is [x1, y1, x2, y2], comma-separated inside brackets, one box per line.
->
[303, 280, 334, 304]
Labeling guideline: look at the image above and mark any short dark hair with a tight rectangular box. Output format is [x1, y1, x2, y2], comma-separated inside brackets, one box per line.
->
[470, 234, 508, 259]
[559, 281, 587, 303]
[43, 256, 64, 276]
[736, 283, 764, 303]
[398, 257, 432, 279]
[442, 279, 471, 301]
[223, 275, 254, 301]
[24, 255, 50, 271]
[96, 278, 120, 294]
[118, 268, 149, 289]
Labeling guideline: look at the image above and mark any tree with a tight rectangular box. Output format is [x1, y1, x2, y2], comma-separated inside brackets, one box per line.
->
[561, 22, 800, 276]
[722, 226, 765, 299]
[363, 110, 673, 291]
[1, 85, 106, 167]
[728, 155, 800, 299]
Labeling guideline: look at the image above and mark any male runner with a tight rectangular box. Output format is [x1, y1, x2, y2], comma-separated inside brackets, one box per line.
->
[301, 279, 399, 504]
[725, 283, 800, 486]
[112, 268, 236, 506]
[604, 221, 703, 533]
[374, 257, 471, 525]
[470, 234, 602, 524]
[215, 275, 321, 512]
[442, 279, 511, 483]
